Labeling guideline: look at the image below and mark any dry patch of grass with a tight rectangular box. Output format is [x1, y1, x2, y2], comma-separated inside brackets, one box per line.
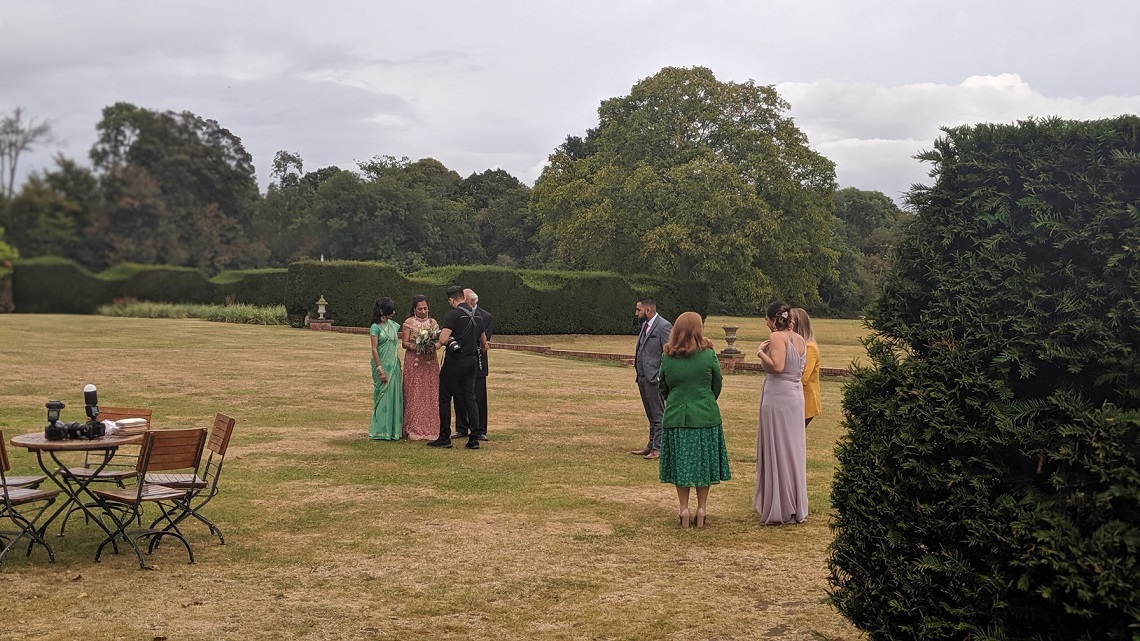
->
[0, 315, 862, 640]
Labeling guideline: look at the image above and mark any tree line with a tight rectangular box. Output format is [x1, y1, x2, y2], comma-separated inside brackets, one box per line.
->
[0, 66, 907, 316]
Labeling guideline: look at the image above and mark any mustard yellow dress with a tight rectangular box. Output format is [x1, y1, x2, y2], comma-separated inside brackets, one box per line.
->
[802, 341, 821, 422]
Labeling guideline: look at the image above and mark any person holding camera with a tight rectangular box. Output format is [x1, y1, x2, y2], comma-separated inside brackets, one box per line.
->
[428, 286, 489, 449]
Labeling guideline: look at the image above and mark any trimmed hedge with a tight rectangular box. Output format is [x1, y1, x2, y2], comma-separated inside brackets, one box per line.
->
[285, 261, 707, 334]
[829, 117, 1140, 639]
[11, 257, 287, 313]
[11, 256, 706, 335]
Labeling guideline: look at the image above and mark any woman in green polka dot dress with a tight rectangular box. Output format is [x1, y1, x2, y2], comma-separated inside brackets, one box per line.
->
[657, 311, 731, 528]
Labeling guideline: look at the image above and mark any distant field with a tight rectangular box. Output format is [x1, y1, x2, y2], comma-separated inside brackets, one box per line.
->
[501, 314, 871, 371]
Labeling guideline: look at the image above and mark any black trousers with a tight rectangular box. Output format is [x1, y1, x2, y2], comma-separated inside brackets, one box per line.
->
[456, 373, 488, 436]
[439, 355, 481, 441]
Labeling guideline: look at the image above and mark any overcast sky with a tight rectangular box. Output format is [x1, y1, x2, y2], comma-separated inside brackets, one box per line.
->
[3, 1, 1139, 203]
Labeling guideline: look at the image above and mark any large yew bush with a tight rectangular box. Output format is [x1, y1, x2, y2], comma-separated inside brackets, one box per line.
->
[829, 117, 1140, 640]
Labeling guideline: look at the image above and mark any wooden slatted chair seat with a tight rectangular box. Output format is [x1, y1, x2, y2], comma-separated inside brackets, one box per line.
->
[0, 474, 46, 489]
[3, 486, 61, 504]
[60, 466, 136, 482]
[143, 472, 207, 489]
[95, 483, 189, 504]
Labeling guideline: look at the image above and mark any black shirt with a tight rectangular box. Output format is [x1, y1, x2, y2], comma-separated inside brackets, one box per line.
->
[442, 305, 483, 358]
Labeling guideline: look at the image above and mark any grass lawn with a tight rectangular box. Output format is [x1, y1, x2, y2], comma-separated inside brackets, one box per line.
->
[0, 315, 862, 641]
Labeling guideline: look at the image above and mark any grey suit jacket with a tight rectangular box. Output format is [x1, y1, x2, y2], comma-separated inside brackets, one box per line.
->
[634, 315, 672, 383]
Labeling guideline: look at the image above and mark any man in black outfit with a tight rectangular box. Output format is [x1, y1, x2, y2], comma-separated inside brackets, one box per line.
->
[452, 288, 493, 441]
[427, 285, 489, 450]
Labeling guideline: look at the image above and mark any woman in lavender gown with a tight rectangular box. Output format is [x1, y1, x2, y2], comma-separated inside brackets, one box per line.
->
[753, 301, 809, 524]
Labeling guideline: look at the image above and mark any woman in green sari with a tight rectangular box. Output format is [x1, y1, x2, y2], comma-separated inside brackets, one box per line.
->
[369, 297, 403, 440]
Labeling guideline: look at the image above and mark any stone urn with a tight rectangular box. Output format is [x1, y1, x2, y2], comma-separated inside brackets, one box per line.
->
[720, 326, 742, 356]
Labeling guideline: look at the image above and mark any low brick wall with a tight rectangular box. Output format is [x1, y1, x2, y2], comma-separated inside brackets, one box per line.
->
[309, 321, 368, 335]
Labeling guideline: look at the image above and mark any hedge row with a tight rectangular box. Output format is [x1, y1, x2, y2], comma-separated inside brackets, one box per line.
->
[285, 261, 707, 334]
[11, 257, 287, 313]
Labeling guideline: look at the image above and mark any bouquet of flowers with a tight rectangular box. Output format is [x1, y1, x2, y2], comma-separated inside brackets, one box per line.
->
[413, 326, 441, 355]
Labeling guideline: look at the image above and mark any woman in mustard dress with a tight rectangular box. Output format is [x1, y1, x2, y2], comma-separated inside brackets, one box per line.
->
[369, 297, 403, 440]
[790, 308, 822, 427]
[658, 311, 731, 528]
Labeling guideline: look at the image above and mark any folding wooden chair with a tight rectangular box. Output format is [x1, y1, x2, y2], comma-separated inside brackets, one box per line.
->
[93, 428, 206, 569]
[60, 406, 153, 485]
[0, 430, 62, 569]
[147, 413, 236, 544]
[57, 406, 152, 534]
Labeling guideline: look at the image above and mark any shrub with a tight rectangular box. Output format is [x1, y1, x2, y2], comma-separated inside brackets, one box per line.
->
[12, 258, 286, 312]
[12, 256, 110, 314]
[829, 116, 1140, 639]
[284, 261, 707, 333]
[213, 268, 289, 307]
[97, 300, 287, 325]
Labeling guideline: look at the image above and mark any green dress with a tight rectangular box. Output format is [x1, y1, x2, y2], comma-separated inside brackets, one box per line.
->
[369, 319, 403, 440]
[658, 348, 731, 487]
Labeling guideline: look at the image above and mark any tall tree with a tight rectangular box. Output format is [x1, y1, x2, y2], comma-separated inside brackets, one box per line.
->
[88, 165, 181, 267]
[458, 169, 541, 267]
[88, 103, 264, 270]
[0, 107, 54, 199]
[89, 102, 154, 171]
[3, 155, 98, 263]
[252, 151, 324, 265]
[532, 66, 837, 312]
[815, 187, 909, 316]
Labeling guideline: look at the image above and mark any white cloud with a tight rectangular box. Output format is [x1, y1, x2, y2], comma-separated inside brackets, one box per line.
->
[780, 74, 1140, 199]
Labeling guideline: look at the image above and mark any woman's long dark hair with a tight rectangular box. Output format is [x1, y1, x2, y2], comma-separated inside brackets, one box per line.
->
[408, 294, 429, 318]
[766, 301, 792, 331]
[371, 297, 395, 325]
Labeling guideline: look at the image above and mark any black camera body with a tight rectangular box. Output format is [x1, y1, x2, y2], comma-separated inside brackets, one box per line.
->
[45, 420, 105, 441]
[446, 338, 463, 353]
[43, 396, 105, 441]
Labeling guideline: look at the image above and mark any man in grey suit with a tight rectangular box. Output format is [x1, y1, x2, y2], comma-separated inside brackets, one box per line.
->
[630, 296, 672, 460]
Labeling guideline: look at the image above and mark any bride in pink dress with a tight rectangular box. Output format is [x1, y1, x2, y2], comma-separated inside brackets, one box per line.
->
[400, 295, 441, 440]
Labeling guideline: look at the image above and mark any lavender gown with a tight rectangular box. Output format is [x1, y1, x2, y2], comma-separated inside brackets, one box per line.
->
[754, 334, 808, 524]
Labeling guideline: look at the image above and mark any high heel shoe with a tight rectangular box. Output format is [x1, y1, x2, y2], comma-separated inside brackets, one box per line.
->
[678, 509, 690, 528]
[695, 509, 707, 528]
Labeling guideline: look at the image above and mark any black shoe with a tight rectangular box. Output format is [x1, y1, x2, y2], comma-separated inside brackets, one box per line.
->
[465, 439, 480, 449]
[450, 432, 469, 440]
[426, 439, 453, 448]
[475, 434, 489, 441]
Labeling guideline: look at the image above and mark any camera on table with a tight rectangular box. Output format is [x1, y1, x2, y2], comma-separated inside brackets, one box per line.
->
[45, 418, 106, 441]
[43, 385, 107, 441]
[446, 338, 463, 353]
